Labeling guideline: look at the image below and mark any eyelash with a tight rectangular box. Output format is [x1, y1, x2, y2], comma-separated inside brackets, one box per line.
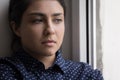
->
[32, 19, 43, 24]
[53, 19, 62, 23]
[31, 18, 62, 24]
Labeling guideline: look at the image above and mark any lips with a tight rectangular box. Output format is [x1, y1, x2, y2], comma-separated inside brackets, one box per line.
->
[41, 40, 56, 46]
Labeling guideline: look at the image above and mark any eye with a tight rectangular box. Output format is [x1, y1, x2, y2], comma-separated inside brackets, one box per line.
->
[32, 19, 44, 24]
[53, 19, 62, 24]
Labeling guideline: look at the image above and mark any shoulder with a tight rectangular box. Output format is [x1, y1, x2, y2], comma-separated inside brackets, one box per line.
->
[0, 57, 15, 73]
[64, 60, 104, 80]
[0, 57, 22, 80]
[0, 56, 23, 70]
[65, 59, 93, 70]
[0, 57, 19, 72]
[0, 56, 21, 67]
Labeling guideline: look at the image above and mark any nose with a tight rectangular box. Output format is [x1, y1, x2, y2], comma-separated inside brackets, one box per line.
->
[43, 20, 55, 36]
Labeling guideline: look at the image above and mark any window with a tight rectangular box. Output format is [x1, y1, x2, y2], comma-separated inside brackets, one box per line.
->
[62, 0, 102, 70]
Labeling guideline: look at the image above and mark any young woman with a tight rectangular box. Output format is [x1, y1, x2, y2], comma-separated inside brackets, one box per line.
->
[0, 0, 103, 80]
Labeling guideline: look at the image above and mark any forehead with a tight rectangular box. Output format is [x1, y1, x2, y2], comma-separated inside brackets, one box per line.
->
[24, 0, 64, 16]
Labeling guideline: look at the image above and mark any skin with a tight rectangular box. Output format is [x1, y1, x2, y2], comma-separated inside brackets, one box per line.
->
[12, 0, 65, 69]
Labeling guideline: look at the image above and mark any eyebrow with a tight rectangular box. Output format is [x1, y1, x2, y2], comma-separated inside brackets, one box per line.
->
[52, 13, 63, 16]
[28, 12, 63, 17]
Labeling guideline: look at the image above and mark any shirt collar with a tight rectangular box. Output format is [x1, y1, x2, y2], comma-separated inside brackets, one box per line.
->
[54, 50, 66, 73]
[14, 49, 45, 71]
[14, 48, 66, 73]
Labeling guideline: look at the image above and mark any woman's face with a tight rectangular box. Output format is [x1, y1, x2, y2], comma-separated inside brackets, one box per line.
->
[14, 0, 65, 57]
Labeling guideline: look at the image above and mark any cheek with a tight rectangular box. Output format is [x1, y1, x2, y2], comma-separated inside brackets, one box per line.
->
[20, 27, 43, 42]
[60, 24, 65, 36]
[57, 25, 65, 41]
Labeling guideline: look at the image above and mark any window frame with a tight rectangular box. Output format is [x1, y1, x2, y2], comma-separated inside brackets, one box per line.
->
[71, 0, 97, 69]
[71, 0, 87, 62]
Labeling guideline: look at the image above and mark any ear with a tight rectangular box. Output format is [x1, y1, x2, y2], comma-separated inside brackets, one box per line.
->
[10, 21, 21, 37]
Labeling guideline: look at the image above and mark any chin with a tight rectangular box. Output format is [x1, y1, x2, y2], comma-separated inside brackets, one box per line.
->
[25, 46, 59, 57]
[40, 47, 58, 55]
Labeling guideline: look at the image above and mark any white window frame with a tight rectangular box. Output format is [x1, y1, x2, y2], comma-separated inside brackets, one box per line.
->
[71, 0, 97, 69]
[72, 0, 87, 63]
[87, 0, 97, 69]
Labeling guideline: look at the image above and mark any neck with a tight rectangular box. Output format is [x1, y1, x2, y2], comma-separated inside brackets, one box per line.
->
[32, 54, 56, 69]
[38, 55, 56, 69]
[23, 48, 56, 69]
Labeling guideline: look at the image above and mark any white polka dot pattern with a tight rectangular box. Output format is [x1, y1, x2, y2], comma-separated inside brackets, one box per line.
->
[0, 49, 104, 80]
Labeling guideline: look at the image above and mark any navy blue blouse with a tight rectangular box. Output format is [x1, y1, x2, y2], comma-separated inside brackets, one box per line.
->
[0, 49, 103, 80]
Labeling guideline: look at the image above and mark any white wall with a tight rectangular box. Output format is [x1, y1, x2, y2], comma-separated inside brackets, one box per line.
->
[100, 0, 120, 79]
[0, 0, 12, 57]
